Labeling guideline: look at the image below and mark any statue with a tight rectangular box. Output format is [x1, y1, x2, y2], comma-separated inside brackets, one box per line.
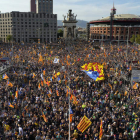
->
[75, 14, 77, 20]
[63, 15, 66, 21]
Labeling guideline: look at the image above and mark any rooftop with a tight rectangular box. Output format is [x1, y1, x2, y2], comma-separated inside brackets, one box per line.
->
[102, 14, 140, 20]
[89, 14, 140, 24]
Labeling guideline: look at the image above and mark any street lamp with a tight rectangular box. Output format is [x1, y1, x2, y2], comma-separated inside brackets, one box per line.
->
[36, 28, 41, 47]
[126, 25, 131, 59]
[9, 25, 15, 66]
[101, 34, 104, 48]
[118, 32, 120, 48]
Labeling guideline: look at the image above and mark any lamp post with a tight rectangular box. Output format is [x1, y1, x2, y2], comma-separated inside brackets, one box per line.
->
[36, 28, 41, 47]
[118, 33, 120, 48]
[101, 34, 104, 48]
[126, 26, 131, 59]
[67, 39, 71, 140]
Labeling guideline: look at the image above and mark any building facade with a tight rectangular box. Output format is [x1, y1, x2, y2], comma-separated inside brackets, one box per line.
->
[0, 0, 57, 43]
[0, 12, 57, 43]
[88, 5, 140, 42]
[30, 0, 36, 13]
[36, 0, 53, 14]
[90, 24, 140, 41]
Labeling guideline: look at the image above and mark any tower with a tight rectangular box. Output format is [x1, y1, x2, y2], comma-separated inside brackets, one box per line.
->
[30, 0, 36, 13]
[36, 0, 53, 14]
[62, 10, 78, 39]
[110, 3, 116, 41]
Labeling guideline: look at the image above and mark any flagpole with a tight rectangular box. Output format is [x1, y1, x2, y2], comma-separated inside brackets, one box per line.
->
[68, 39, 71, 140]
[68, 86, 70, 140]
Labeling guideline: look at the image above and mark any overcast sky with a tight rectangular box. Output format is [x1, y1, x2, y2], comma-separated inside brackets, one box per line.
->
[0, 0, 140, 21]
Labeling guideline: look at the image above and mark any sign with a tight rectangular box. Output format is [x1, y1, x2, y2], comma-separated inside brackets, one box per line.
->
[131, 69, 140, 85]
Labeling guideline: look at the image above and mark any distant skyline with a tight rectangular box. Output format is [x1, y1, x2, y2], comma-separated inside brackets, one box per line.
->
[0, 0, 140, 21]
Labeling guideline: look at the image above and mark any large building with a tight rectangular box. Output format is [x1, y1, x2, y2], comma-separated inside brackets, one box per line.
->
[88, 5, 140, 42]
[36, 0, 53, 14]
[30, 0, 36, 13]
[0, 0, 57, 43]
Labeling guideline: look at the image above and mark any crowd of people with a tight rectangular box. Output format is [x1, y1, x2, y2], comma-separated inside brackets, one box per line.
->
[0, 41, 140, 140]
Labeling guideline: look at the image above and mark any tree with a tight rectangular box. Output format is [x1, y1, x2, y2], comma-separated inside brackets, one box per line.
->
[135, 34, 140, 44]
[130, 34, 135, 43]
[6, 35, 13, 42]
[57, 29, 63, 38]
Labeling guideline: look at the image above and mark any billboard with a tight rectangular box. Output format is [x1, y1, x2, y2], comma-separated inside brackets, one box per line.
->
[131, 68, 140, 85]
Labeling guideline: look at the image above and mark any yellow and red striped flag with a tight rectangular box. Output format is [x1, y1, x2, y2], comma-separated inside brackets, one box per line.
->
[32, 73, 36, 78]
[41, 81, 44, 87]
[42, 111, 47, 122]
[70, 107, 73, 123]
[73, 95, 78, 105]
[70, 94, 73, 100]
[15, 89, 18, 99]
[43, 69, 45, 76]
[77, 115, 92, 133]
[44, 79, 47, 85]
[99, 120, 103, 139]
[38, 83, 41, 90]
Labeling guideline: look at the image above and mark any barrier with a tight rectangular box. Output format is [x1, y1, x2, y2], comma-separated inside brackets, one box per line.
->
[0, 65, 11, 74]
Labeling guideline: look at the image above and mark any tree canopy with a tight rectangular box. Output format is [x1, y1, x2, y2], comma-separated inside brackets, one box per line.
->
[57, 29, 63, 38]
[6, 35, 13, 42]
[135, 34, 140, 44]
[130, 34, 135, 43]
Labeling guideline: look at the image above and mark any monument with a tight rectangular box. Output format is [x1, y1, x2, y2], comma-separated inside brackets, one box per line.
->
[62, 10, 78, 39]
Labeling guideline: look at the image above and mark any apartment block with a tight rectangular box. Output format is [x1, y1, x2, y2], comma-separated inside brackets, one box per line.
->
[0, 12, 57, 43]
[36, 0, 53, 14]
[0, 0, 57, 43]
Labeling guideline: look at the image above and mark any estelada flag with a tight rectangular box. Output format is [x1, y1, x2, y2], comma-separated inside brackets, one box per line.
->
[8, 102, 14, 108]
[66, 87, 70, 97]
[70, 107, 73, 123]
[99, 120, 103, 139]
[7, 80, 13, 87]
[133, 82, 139, 90]
[3, 74, 9, 80]
[77, 115, 92, 133]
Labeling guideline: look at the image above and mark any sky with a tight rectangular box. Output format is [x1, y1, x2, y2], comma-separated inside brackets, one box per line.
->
[0, 0, 140, 21]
